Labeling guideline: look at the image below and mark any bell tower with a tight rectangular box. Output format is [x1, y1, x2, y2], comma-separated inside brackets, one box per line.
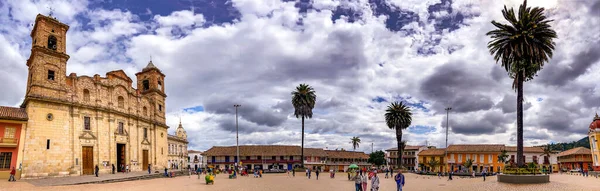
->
[135, 60, 167, 123]
[25, 14, 70, 100]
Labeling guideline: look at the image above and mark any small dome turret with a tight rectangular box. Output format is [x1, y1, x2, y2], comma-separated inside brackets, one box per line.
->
[589, 113, 600, 130]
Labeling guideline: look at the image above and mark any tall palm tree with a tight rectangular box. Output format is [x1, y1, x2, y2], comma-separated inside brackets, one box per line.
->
[350, 136, 361, 151]
[464, 159, 474, 173]
[291, 83, 316, 168]
[486, 0, 557, 167]
[385, 102, 412, 169]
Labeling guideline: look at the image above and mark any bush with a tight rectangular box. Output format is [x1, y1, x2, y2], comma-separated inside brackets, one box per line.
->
[503, 167, 542, 175]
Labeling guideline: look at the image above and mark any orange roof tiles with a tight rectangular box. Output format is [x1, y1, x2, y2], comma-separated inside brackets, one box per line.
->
[0, 106, 28, 121]
[557, 147, 592, 157]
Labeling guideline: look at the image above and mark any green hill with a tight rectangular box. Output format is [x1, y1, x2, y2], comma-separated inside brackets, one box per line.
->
[544, 137, 590, 152]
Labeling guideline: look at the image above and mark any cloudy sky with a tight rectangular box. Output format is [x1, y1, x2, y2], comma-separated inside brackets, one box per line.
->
[1, 0, 599, 153]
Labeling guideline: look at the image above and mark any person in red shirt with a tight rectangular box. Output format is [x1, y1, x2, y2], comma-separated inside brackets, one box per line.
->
[8, 167, 16, 182]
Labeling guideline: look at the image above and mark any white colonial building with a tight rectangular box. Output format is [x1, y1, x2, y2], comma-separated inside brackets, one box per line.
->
[505, 146, 558, 172]
[188, 150, 205, 170]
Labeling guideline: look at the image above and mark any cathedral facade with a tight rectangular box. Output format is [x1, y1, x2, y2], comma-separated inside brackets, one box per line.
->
[18, 14, 174, 178]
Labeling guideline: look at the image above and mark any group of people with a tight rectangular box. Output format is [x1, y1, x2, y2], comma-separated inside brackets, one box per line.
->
[353, 169, 405, 191]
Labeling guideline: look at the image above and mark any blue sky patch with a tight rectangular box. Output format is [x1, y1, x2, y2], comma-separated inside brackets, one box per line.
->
[393, 95, 430, 112]
[183, 105, 204, 113]
[408, 125, 436, 134]
[372, 96, 387, 103]
[537, 98, 543, 102]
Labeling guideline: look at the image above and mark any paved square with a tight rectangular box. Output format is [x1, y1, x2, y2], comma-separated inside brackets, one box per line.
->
[2, 173, 600, 191]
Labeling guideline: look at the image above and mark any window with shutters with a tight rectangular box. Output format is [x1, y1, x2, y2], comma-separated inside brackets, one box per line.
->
[480, 154, 484, 163]
[143, 128, 148, 139]
[0, 152, 12, 170]
[118, 122, 124, 134]
[3, 127, 15, 139]
[84, 116, 90, 130]
[489, 154, 493, 163]
[118, 96, 124, 108]
[458, 154, 462, 162]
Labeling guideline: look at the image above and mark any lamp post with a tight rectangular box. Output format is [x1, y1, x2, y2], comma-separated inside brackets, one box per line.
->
[234, 104, 241, 172]
[444, 107, 452, 173]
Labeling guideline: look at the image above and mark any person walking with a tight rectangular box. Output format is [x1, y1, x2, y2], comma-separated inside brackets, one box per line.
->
[385, 168, 389, 179]
[112, 164, 115, 174]
[360, 171, 368, 191]
[315, 169, 319, 180]
[448, 171, 453, 181]
[126, 164, 129, 173]
[8, 167, 16, 182]
[292, 168, 295, 177]
[353, 171, 362, 191]
[482, 169, 487, 181]
[371, 171, 380, 191]
[395, 170, 405, 191]
[95, 165, 99, 177]
[148, 164, 152, 174]
[308, 169, 311, 179]
[197, 167, 202, 179]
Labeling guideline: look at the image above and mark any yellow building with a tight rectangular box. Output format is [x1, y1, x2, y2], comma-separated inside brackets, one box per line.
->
[446, 144, 504, 173]
[588, 113, 600, 171]
[418, 148, 446, 172]
[8, 14, 171, 178]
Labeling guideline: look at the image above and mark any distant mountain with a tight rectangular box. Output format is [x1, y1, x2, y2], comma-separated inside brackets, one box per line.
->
[543, 137, 590, 152]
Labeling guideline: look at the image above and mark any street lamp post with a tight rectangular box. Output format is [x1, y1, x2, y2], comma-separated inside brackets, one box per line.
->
[234, 104, 241, 173]
[445, 107, 452, 173]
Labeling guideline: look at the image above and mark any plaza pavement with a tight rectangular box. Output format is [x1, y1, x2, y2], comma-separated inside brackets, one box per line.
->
[1, 172, 599, 191]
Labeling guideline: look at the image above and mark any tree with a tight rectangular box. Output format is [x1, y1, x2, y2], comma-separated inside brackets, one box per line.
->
[497, 150, 509, 164]
[350, 136, 361, 151]
[385, 102, 412, 169]
[368, 150, 386, 166]
[486, 0, 557, 167]
[464, 159, 474, 173]
[428, 159, 439, 172]
[291, 83, 316, 168]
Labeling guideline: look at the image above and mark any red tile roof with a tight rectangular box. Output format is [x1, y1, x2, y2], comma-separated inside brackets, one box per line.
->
[386, 145, 425, 151]
[557, 147, 592, 157]
[504, 146, 544, 153]
[0, 106, 28, 121]
[447, 144, 504, 153]
[418, 148, 446, 156]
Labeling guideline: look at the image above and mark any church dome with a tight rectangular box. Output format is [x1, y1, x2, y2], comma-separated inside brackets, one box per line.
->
[590, 113, 600, 130]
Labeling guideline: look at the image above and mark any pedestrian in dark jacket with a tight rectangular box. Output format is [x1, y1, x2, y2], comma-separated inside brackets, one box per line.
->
[95, 165, 99, 177]
[112, 164, 115, 174]
[148, 164, 151, 174]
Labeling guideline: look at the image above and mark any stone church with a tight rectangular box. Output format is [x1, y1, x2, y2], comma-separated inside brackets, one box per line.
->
[13, 14, 185, 178]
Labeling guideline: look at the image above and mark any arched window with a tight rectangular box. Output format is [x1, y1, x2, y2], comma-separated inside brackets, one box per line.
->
[118, 96, 124, 108]
[48, 35, 57, 50]
[158, 80, 162, 90]
[142, 80, 149, 91]
[143, 106, 148, 116]
[83, 89, 90, 101]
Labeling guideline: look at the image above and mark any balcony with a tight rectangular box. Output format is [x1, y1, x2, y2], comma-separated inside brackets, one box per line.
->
[0, 137, 18, 147]
[304, 160, 326, 165]
[207, 159, 302, 164]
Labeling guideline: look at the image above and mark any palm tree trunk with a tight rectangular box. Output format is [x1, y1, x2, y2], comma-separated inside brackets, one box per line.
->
[396, 127, 403, 169]
[517, 73, 524, 167]
[301, 115, 305, 168]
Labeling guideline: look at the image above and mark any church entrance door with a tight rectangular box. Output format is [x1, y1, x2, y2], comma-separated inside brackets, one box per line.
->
[117, 144, 126, 172]
[82, 146, 94, 175]
[142, 150, 149, 170]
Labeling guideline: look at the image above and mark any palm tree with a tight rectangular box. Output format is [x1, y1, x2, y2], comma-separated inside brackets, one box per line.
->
[291, 83, 316, 168]
[428, 159, 439, 173]
[464, 159, 474, 173]
[486, 0, 557, 167]
[385, 102, 412, 169]
[350, 136, 361, 151]
[497, 150, 509, 164]
[540, 144, 553, 173]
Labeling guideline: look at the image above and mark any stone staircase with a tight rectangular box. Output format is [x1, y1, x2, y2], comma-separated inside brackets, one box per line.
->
[74, 171, 189, 185]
